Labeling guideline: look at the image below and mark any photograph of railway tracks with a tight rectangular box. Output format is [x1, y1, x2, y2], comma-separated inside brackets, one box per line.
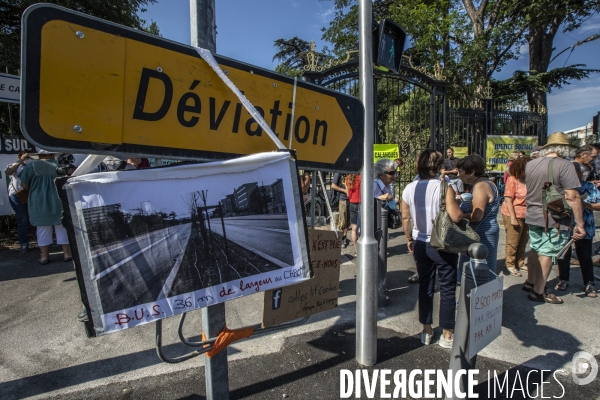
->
[64, 153, 310, 336]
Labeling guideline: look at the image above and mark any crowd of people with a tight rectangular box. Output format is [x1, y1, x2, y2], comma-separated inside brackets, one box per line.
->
[4, 152, 150, 264]
[329, 132, 599, 349]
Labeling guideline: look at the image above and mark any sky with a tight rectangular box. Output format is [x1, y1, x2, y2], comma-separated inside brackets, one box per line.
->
[139, 0, 600, 135]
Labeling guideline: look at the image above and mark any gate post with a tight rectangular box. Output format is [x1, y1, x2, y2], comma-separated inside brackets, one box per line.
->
[483, 98, 493, 160]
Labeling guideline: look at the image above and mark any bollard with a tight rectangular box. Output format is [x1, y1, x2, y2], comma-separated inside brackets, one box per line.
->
[446, 243, 489, 400]
[378, 206, 388, 308]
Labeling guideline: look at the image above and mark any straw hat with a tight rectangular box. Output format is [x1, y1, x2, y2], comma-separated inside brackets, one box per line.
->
[542, 132, 577, 149]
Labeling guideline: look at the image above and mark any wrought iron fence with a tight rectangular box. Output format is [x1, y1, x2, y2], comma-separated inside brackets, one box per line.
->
[447, 100, 547, 158]
[304, 57, 547, 192]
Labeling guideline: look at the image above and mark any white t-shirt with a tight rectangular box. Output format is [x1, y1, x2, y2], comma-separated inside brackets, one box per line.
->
[6, 163, 25, 196]
[402, 179, 441, 242]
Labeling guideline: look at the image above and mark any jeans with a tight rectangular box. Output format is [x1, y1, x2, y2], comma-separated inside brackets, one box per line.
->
[557, 239, 595, 286]
[413, 240, 458, 330]
[449, 178, 464, 194]
[8, 193, 30, 245]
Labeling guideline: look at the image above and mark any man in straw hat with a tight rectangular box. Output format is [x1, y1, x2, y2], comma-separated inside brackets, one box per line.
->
[523, 132, 585, 304]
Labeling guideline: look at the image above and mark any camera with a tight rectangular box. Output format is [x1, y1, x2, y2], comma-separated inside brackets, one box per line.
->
[56, 153, 76, 176]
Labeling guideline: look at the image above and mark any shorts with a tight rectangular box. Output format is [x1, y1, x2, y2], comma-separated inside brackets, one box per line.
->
[337, 200, 350, 230]
[528, 225, 570, 258]
[349, 203, 360, 225]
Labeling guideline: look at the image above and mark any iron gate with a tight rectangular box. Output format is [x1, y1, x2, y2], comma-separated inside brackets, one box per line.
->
[304, 55, 547, 191]
[305, 59, 447, 190]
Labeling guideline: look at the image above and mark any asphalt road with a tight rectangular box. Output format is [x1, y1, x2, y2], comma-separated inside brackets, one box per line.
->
[94, 224, 192, 313]
[209, 216, 294, 266]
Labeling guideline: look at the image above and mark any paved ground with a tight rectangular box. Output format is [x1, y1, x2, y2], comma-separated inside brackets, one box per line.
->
[1, 218, 599, 399]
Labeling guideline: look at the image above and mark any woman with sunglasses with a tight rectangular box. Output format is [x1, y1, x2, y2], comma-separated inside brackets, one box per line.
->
[374, 158, 397, 205]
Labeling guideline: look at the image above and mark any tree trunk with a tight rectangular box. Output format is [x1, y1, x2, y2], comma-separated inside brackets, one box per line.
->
[527, 17, 562, 108]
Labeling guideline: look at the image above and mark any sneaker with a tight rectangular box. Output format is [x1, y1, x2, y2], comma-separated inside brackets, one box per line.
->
[439, 334, 454, 349]
[421, 331, 433, 345]
[19, 244, 29, 254]
[342, 238, 348, 249]
[77, 309, 89, 322]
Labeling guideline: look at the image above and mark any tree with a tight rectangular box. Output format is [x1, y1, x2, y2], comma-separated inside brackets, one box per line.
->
[0, 0, 160, 135]
[520, 0, 600, 108]
[272, 36, 329, 77]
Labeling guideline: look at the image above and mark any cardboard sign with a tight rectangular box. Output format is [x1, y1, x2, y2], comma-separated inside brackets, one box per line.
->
[469, 277, 503, 358]
[486, 135, 538, 172]
[61, 152, 310, 336]
[374, 144, 400, 164]
[21, 4, 364, 173]
[262, 229, 341, 328]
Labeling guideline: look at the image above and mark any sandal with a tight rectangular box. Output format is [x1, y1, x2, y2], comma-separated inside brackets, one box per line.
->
[508, 268, 522, 277]
[408, 274, 420, 284]
[585, 283, 597, 298]
[522, 281, 534, 292]
[555, 280, 568, 291]
[38, 258, 49, 265]
[528, 291, 563, 304]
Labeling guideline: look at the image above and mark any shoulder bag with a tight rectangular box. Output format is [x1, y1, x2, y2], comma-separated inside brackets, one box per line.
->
[430, 180, 480, 253]
[11, 181, 28, 205]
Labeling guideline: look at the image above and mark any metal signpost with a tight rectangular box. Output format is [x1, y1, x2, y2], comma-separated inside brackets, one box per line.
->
[190, 2, 229, 398]
[20, 4, 363, 173]
[356, 0, 378, 367]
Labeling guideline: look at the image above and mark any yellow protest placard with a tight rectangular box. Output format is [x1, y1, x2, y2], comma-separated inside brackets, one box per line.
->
[374, 144, 399, 164]
[486, 136, 538, 172]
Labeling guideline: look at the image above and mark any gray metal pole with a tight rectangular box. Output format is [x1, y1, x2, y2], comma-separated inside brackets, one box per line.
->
[378, 205, 388, 308]
[356, 0, 378, 367]
[446, 243, 489, 400]
[190, 0, 216, 49]
[190, 2, 228, 399]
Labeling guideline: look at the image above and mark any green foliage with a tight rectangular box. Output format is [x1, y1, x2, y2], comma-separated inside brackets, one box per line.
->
[0, 0, 159, 136]
[492, 65, 600, 101]
[272, 36, 330, 77]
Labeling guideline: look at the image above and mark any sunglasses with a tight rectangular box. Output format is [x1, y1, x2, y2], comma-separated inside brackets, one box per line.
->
[384, 171, 398, 176]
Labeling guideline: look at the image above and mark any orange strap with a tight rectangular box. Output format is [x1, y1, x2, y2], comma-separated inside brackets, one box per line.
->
[201, 326, 254, 358]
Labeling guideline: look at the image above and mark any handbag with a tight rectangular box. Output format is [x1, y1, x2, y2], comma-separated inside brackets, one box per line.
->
[430, 180, 480, 253]
[387, 206, 401, 229]
[16, 189, 29, 205]
[11, 181, 28, 205]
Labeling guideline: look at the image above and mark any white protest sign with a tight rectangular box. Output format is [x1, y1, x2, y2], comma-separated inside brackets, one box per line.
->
[469, 276, 503, 358]
[63, 152, 310, 336]
[0, 73, 20, 103]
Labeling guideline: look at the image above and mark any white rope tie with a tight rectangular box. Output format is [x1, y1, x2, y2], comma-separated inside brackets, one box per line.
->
[195, 47, 286, 150]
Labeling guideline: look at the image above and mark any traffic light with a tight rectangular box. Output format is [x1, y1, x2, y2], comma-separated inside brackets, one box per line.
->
[373, 19, 407, 74]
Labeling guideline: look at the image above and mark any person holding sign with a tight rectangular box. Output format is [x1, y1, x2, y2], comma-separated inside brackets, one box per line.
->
[401, 150, 463, 348]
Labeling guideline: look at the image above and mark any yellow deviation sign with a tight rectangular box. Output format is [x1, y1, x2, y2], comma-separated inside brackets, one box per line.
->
[21, 4, 364, 173]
